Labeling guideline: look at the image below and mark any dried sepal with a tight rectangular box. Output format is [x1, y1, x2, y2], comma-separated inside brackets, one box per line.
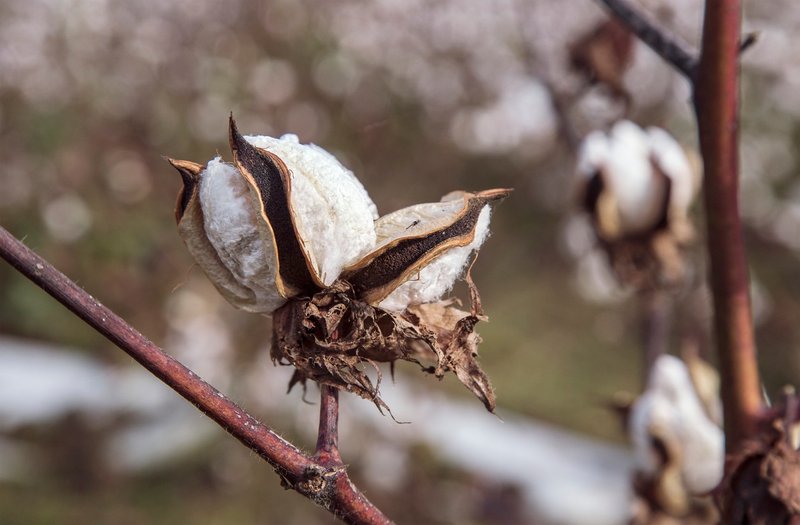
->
[271, 280, 496, 413]
[167, 158, 204, 224]
[167, 157, 263, 308]
[343, 188, 511, 307]
[229, 116, 323, 298]
[407, 300, 495, 412]
[717, 420, 800, 524]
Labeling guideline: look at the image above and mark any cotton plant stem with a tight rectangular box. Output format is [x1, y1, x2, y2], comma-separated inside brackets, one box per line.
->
[693, 0, 761, 452]
[596, 0, 697, 79]
[315, 385, 343, 467]
[0, 225, 392, 525]
[639, 289, 672, 384]
[595, 0, 764, 453]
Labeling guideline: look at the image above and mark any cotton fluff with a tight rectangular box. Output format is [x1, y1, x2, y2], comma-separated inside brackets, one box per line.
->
[577, 121, 696, 236]
[178, 129, 502, 315]
[245, 134, 378, 285]
[375, 193, 492, 312]
[629, 355, 724, 494]
[647, 127, 695, 212]
[198, 157, 283, 312]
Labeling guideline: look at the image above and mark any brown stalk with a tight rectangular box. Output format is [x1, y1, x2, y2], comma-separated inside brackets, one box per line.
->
[315, 385, 343, 467]
[693, 0, 761, 451]
[596, 0, 698, 79]
[0, 225, 392, 525]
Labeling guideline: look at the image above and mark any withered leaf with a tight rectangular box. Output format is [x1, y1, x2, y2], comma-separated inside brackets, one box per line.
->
[271, 281, 496, 414]
[569, 17, 634, 106]
[718, 424, 800, 524]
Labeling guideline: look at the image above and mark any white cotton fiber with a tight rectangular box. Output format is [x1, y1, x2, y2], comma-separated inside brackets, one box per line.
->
[198, 157, 284, 313]
[376, 196, 492, 312]
[647, 127, 695, 212]
[628, 355, 724, 494]
[244, 134, 378, 285]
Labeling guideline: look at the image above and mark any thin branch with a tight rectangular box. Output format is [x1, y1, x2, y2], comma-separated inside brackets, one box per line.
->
[0, 225, 392, 525]
[315, 385, 343, 467]
[596, 0, 698, 79]
[693, 0, 762, 452]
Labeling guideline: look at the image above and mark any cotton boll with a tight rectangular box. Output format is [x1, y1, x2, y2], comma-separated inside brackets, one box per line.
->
[377, 200, 491, 312]
[647, 127, 695, 212]
[629, 355, 724, 494]
[605, 121, 666, 234]
[198, 157, 284, 313]
[576, 129, 611, 177]
[244, 134, 378, 285]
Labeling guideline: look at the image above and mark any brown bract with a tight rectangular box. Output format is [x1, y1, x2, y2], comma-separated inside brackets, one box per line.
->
[271, 281, 496, 414]
[717, 423, 800, 524]
[169, 117, 510, 414]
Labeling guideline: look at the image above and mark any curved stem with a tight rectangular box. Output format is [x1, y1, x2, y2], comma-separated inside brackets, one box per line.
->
[0, 225, 392, 525]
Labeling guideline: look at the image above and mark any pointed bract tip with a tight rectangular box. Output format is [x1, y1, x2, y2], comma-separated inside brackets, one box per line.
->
[166, 157, 204, 186]
[228, 114, 243, 152]
[476, 188, 514, 203]
[166, 158, 204, 224]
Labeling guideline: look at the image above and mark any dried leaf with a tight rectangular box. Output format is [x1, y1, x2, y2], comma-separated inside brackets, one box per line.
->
[569, 18, 634, 106]
[271, 281, 495, 414]
[718, 424, 800, 524]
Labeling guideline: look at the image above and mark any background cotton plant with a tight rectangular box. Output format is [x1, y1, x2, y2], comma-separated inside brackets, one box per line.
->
[628, 354, 724, 523]
[575, 120, 699, 289]
[169, 116, 510, 412]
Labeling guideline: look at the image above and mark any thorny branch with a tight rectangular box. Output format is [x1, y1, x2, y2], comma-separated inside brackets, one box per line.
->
[0, 225, 393, 525]
[597, 0, 764, 455]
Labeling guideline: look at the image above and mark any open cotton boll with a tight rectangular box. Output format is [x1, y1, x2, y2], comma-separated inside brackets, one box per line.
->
[375, 194, 492, 312]
[629, 355, 724, 494]
[647, 127, 695, 212]
[244, 134, 378, 285]
[576, 129, 611, 177]
[605, 121, 667, 234]
[198, 157, 284, 313]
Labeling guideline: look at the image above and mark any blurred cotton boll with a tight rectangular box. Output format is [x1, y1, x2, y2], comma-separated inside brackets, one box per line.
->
[628, 355, 723, 518]
[574, 120, 698, 288]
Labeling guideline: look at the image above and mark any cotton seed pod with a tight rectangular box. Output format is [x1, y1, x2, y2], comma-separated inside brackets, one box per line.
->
[169, 117, 511, 412]
[577, 120, 696, 239]
[629, 355, 724, 500]
[575, 120, 699, 287]
[170, 116, 508, 315]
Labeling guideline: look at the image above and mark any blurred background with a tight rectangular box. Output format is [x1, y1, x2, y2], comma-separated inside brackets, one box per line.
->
[1, 0, 799, 523]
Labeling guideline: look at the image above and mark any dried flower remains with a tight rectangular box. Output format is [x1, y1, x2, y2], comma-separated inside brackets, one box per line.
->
[168, 116, 510, 413]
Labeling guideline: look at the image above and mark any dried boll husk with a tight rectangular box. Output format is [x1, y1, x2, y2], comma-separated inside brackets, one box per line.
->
[168, 117, 510, 412]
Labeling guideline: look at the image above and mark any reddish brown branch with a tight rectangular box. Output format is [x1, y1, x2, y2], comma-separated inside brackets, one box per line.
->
[596, 0, 698, 79]
[315, 384, 343, 467]
[693, 0, 762, 452]
[0, 225, 392, 525]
